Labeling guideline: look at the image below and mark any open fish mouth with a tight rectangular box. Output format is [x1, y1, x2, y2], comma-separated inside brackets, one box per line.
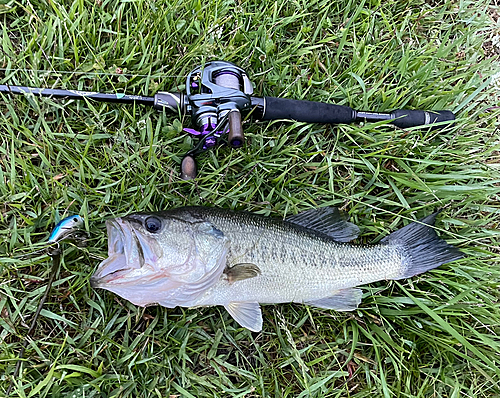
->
[90, 211, 230, 308]
[90, 218, 160, 287]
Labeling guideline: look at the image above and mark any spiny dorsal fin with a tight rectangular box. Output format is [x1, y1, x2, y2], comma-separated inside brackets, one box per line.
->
[286, 207, 360, 242]
[224, 302, 263, 332]
[225, 263, 261, 284]
[306, 288, 363, 311]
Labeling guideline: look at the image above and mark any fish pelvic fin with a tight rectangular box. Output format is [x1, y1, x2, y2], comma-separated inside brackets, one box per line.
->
[381, 212, 463, 279]
[286, 207, 360, 242]
[306, 288, 363, 311]
[225, 263, 261, 284]
[224, 302, 263, 332]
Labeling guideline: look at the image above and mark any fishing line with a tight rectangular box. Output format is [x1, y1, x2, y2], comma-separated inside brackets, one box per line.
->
[0, 67, 184, 79]
[6, 250, 62, 396]
[6, 218, 88, 395]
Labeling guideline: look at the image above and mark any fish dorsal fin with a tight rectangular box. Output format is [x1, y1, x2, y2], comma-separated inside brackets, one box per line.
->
[286, 207, 360, 242]
[225, 263, 261, 284]
[224, 302, 263, 332]
[306, 288, 363, 311]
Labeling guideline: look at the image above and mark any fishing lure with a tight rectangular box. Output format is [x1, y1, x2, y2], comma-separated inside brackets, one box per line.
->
[7, 213, 87, 395]
[48, 215, 84, 243]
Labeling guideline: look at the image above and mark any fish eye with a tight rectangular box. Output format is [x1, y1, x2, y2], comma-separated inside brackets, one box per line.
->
[145, 216, 162, 233]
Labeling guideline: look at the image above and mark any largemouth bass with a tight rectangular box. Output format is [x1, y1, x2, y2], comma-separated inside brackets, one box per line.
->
[90, 207, 462, 331]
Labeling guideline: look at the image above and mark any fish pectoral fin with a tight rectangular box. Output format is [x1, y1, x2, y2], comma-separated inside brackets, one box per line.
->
[224, 302, 263, 332]
[286, 207, 360, 242]
[225, 263, 261, 284]
[306, 288, 363, 311]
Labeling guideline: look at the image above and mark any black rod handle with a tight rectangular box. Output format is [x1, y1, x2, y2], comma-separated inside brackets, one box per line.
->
[258, 96, 454, 129]
[388, 109, 455, 129]
[261, 96, 356, 124]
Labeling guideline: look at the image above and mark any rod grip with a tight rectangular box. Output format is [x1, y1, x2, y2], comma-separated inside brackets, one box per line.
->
[262, 96, 355, 124]
[390, 109, 455, 129]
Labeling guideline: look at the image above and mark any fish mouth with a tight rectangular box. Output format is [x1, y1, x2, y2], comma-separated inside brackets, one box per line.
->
[90, 218, 161, 287]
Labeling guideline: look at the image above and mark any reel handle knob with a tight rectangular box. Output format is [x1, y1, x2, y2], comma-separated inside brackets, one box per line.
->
[181, 155, 197, 180]
[228, 109, 244, 147]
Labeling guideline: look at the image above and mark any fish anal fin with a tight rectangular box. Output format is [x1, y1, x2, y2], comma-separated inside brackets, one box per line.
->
[225, 263, 261, 284]
[286, 207, 360, 242]
[306, 288, 363, 311]
[224, 302, 263, 332]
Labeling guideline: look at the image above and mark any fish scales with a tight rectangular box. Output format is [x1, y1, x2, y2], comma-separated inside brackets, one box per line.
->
[91, 206, 462, 331]
[182, 207, 404, 305]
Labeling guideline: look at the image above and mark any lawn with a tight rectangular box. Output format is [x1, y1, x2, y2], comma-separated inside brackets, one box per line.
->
[1, 0, 499, 397]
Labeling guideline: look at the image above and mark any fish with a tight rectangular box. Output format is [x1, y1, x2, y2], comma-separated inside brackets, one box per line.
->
[90, 207, 462, 332]
[48, 215, 84, 243]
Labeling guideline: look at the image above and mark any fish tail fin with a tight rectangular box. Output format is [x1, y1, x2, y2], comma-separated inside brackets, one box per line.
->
[381, 212, 463, 279]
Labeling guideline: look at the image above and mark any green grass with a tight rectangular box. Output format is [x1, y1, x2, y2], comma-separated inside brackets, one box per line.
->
[1, 0, 500, 396]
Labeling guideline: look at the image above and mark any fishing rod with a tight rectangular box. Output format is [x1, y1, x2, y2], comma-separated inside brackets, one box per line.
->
[0, 61, 455, 179]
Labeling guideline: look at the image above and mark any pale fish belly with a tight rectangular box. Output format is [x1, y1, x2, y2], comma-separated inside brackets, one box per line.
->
[192, 241, 407, 306]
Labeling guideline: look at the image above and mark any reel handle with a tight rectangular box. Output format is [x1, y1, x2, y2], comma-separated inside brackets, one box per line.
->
[228, 109, 244, 147]
[181, 155, 197, 180]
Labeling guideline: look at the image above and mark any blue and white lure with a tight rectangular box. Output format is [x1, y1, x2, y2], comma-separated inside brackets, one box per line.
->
[48, 215, 84, 243]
